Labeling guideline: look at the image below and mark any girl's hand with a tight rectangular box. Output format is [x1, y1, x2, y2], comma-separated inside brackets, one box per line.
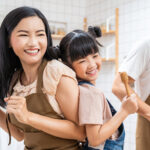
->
[121, 94, 138, 115]
[5, 96, 30, 124]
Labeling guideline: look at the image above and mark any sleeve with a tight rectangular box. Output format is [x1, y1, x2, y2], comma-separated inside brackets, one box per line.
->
[43, 60, 77, 96]
[119, 40, 150, 80]
[79, 84, 105, 125]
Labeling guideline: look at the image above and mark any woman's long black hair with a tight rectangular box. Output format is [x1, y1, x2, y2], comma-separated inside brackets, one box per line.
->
[0, 6, 54, 107]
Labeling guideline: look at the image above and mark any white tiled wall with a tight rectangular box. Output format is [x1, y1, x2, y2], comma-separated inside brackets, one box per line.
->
[0, 0, 87, 33]
[0, 0, 150, 150]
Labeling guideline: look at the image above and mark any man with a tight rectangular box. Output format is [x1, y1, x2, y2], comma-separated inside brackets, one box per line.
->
[112, 39, 150, 150]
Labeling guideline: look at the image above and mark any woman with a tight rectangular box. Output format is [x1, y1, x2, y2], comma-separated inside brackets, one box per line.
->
[0, 6, 85, 150]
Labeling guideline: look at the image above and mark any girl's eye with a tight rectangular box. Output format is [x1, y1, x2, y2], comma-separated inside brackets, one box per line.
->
[93, 54, 98, 58]
[79, 60, 86, 64]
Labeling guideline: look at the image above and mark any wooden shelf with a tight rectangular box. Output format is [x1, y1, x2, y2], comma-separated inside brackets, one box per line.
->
[115, 8, 119, 73]
[102, 58, 116, 62]
[101, 8, 119, 73]
[52, 34, 64, 40]
[83, 9, 119, 72]
[52, 8, 119, 73]
[102, 29, 116, 35]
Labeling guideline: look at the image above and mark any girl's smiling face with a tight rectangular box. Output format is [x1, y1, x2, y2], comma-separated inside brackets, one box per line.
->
[72, 52, 102, 84]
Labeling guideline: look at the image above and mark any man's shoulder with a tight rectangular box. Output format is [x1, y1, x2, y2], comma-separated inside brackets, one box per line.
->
[135, 38, 150, 51]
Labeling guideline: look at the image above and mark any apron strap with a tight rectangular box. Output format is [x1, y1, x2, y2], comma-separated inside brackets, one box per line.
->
[6, 113, 11, 145]
[8, 70, 20, 96]
[36, 59, 48, 93]
[6, 70, 20, 145]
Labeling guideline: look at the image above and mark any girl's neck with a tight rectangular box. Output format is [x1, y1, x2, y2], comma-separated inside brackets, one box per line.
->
[78, 79, 96, 85]
[91, 80, 96, 85]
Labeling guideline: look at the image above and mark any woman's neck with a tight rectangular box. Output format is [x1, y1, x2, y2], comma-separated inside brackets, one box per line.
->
[20, 61, 42, 86]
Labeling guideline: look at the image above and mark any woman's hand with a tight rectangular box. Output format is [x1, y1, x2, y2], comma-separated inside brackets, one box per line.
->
[121, 94, 138, 115]
[5, 96, 30, 124]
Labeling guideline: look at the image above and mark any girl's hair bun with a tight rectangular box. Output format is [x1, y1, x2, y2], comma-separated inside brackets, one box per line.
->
[88, 26, 103, 47]
[49, 45, 61, 59]
[88, 26, 102, 38]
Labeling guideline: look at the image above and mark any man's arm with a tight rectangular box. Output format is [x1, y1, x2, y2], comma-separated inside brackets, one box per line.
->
[112, 72, 150, 121]
[112, 73, 135, 100]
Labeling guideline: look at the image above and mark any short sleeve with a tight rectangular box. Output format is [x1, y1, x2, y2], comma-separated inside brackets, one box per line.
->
[119, 39, 150, 80]
[43, 60, 77, 96]
[79, 84, 106, 125]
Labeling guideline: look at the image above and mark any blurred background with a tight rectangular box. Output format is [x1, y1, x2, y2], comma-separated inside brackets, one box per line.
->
[1, 0, 150, 149]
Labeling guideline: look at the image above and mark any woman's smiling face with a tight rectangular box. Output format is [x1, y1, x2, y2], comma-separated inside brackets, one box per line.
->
[10, 16, 47, 66]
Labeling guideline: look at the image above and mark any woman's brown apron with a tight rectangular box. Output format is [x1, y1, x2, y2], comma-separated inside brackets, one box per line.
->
[7, 60, 81, 150]
[136, 95, 150, 150]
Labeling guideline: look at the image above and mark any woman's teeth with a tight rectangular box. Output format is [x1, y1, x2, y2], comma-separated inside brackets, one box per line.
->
[25, 49, 39, 54]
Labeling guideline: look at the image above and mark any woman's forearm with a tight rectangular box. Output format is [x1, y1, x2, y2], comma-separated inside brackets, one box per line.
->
[26, 111, 86, 141]
[0, 108, 24, 141]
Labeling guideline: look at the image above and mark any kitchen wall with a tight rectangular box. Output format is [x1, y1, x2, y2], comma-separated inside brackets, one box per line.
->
[1, 0, 150, 150]
[0, 0, 87, 33]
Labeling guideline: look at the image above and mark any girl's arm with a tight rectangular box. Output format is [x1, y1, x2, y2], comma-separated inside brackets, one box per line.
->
[0, 108, 24, 141]
[55, 75, 86, 140]
[5, 76, 86, 141]
[55, 76, 79, 124]
[85, 95, 138, 147]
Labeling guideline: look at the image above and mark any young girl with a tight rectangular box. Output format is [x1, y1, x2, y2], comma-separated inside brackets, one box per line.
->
[53, 27, 138, 150]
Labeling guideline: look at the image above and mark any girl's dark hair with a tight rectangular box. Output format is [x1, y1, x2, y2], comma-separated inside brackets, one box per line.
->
[52, 26, 102, 67]
[0, 6, 53, 107]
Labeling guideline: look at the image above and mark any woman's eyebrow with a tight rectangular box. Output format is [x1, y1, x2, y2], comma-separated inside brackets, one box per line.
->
[17, 30, 28, 33]
[17, 29, 45, 33]
[36, 30, 45, 33]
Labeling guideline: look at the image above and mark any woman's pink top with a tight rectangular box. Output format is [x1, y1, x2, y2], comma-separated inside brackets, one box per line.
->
[12, 59, 77, 117]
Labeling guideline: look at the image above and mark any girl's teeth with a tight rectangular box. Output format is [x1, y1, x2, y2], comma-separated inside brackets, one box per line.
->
[87, 70, 96, 74]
